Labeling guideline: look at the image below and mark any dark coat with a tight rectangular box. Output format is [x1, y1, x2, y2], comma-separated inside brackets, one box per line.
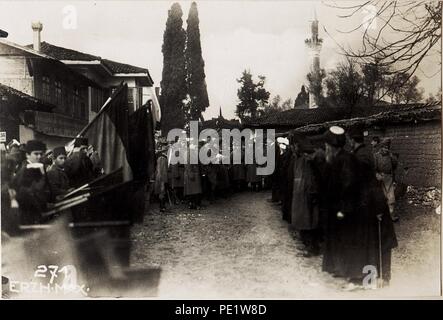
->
[64, 152, 96, 188]
[281, 151, 295, 222]
[231, 164, 246, 182]
[154, 154, 168, 196]
[47, 165, 70, 197]
[290, 154, 319, 231]
[184, 164, 202, 196]
[170, 164, 185, 189]
[13, 163, 51, 225]
[246, 164, 260, 183]
[322, 149, 398, 279]
[216, 165, 230, 190]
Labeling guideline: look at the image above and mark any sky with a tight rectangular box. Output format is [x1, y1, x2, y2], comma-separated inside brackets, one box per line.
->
[0, 0, 441, 120]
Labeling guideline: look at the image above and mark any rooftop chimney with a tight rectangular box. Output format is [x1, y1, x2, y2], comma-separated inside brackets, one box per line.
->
[31, 21, 43, 51]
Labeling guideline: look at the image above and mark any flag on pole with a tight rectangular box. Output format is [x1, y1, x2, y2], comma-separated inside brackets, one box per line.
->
[77, 83, 133, 182]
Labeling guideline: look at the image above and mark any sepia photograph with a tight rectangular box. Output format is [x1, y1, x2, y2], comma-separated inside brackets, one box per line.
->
[0, 0, 442, 303]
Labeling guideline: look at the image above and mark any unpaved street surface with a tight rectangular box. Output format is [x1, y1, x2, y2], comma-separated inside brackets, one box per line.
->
[131, 191, 441, 299]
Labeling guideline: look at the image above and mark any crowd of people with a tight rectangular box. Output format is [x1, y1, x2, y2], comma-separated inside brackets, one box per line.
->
[1, 137, 102, 231]
[2, 124, 401, 291]
[152, 138, 268, 212]
[269, 126, 399, 290]
[151, 126, 401, 290]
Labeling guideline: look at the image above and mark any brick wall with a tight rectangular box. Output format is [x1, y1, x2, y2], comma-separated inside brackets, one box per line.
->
[367, 121, 441, 187]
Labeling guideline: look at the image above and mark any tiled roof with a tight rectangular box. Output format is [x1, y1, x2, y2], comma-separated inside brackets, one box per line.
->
[29, 41, 100, 61]
[246, 103, 437, 129]
[295, 103, 441, 134]
[201, 117, 242, 130]
[26, 42, 151, 76]
[0, 82, 55, 114]
[101, 59, 149, 74]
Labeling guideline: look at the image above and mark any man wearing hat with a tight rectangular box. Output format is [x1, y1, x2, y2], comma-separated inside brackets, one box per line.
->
[374, 137, 399, 221]
[12, 139, 52, 224]
[47, 147, 70, 200]
[65, 137, 96, 188]
[348, 127, 375, 179]
[12, 139, 47, 187]
[289, 133, 321, 257]
[154, 144, 169, 212]
[322, 126, 397, 290]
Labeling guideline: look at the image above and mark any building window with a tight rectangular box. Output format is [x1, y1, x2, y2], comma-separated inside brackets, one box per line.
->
[91, 87, 104, 113]
[136, 87, 143, 109]
[42, 75, 51, 103]
[80, 102, 86, 120]
[54, 80, 62, 107]
[127, 87, 134, 109]
[127, 87, 143, 111]
[63, 84, 70, 115]
[73, 86, 80, 118]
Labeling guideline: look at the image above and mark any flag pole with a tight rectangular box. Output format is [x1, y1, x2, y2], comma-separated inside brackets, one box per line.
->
[77, 82, 126, 138]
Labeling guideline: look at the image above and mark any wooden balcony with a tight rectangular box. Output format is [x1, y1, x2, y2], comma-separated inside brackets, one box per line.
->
[24, 110, 87, 138]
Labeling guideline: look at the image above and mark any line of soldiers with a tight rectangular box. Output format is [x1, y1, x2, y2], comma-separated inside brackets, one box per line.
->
[152, 140, 266, 212]
[271, 126, 398, 290]
[1, 137, 101, 231]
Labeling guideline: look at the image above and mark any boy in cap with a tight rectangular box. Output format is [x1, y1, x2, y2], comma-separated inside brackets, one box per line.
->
[65, 137, 96, 188]
[47, 147, 70, 200]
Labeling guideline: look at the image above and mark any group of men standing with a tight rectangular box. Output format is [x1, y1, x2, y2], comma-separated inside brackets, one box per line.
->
[1, 137, 101, 229]
[271, 126, 399, 290]
[153, 140, 265, 212]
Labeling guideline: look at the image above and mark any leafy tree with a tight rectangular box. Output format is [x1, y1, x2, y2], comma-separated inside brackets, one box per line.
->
[426, 87, 442, 104]
[281, 98, 293, 111]
[185, 2, 209, 122]
[324, 58, 364, 111]
[262, 95, 293, 116]
[387, 74, 424, 104]
[160, 2, 187, 135]
[361, 58, 391, 105]
[270, 95, 282, 110]
[236, 70, 270, 122]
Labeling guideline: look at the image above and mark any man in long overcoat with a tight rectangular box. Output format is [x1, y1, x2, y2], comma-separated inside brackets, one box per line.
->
[290, 135, 321, 256]
[322, 126, 397, 290]
[184, 143, 203, 209]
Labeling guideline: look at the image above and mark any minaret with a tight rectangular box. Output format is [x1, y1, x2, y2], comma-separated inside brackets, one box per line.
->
[305, 9, 322, 109]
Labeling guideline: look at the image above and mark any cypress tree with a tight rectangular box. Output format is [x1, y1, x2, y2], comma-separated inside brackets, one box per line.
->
[185, 2, 209, 122]
[160, 2, 187, 135]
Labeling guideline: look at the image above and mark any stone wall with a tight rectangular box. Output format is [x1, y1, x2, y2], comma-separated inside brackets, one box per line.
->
[367, 121, 441, 187]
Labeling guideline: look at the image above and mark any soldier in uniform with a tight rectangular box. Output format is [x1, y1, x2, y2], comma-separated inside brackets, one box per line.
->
[374, 138, 399, 222]
[230, 146, 246, 192]
[154, 147, 169, 212]
[184, 141, 203, 210]
[47, 146, 70, 200]
[281, 134, 296, 223]
[289, 134, 321, 257]
[64, 137, 96, 188]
